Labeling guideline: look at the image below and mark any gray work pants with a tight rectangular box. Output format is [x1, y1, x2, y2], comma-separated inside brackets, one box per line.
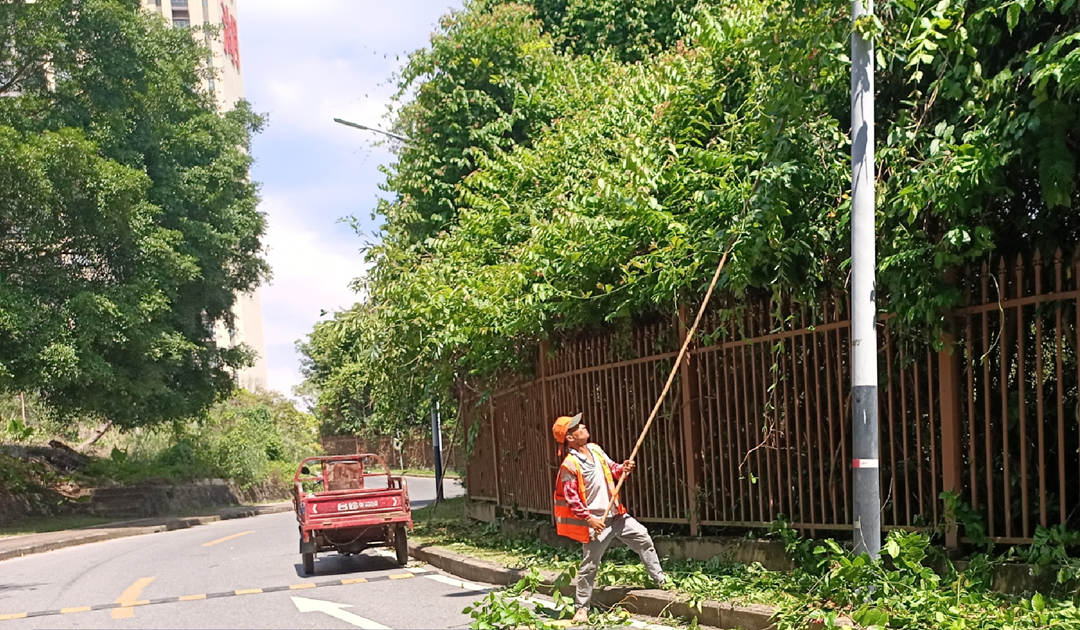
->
[575, 513, 664, 608]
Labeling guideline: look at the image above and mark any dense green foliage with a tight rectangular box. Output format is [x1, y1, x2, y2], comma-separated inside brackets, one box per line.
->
[519, 0, 697, 61]
[0, 0, 267, 427]
[87, 390, 320, 488]
[301, 0, 1080, 430]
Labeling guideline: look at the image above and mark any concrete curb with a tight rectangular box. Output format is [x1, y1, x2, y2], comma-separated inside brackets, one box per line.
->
[407, 541, 809, 629]
[0, 502, 292, 562]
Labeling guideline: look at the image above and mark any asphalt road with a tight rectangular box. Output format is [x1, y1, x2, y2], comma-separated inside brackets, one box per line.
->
[0, 477, 487, 629]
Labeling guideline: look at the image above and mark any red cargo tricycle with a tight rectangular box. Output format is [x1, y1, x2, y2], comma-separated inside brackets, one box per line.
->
[292, 453, 412, 575]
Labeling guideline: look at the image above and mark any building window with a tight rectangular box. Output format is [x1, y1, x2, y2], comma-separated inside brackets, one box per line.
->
[172, 0, 190, 26]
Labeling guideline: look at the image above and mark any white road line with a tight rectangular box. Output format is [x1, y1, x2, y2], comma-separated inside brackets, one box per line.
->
[422, 573, 495, 593]
[291, 596, 391, 629]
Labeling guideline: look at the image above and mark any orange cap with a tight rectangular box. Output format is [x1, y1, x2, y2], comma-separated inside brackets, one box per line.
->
[551, 412, 583, 445]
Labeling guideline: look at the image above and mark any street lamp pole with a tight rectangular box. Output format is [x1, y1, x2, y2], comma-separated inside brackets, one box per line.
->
[851, 0, 881, 558]
[431, 400, 444, 503]
[335, 114, 444, 500]
[332, 117, 412, 143]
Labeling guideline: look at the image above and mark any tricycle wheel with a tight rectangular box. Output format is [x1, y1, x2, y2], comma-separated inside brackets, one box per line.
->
[394, 524, 408, 566]
[302, 551, 315, 575]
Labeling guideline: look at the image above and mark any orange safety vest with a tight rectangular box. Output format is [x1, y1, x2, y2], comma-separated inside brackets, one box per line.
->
[552, 444, 627, 543]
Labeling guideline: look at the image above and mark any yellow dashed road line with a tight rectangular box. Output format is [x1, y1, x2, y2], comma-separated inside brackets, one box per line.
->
[0, 570, 428, 622]
[202, 530, 255, 547]
[60, 606, 91, 614]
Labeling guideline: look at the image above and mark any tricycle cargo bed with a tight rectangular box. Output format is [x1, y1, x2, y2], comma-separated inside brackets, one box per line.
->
[291, 453, 413, 575]
[300, 490, 408, 522]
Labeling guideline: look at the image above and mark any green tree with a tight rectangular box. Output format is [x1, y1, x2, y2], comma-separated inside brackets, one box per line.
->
[306, 0, 1080, 427]
[511, 0, 698, 61]
[0, 0, 267, 427]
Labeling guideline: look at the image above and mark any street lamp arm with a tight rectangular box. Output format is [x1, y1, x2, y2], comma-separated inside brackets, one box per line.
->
[333, 117, 412, 144]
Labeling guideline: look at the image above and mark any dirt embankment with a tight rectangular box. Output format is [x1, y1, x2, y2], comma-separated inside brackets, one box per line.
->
[0, 444, 289, 525]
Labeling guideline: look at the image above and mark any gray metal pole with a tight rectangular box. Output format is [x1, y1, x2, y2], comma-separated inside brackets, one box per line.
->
[431, 400, 444, 502]
[851, 0, 881, 559]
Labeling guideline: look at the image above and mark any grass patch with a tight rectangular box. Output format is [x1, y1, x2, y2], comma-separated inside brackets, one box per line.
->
[411, 499, 1080, 629]
[410, 497, 793, 608]
[0, 514, 114, 538]
[0, 499, 292, 538]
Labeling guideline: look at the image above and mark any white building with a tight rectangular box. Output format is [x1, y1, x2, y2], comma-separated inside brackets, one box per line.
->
[144, 0, 268, 392]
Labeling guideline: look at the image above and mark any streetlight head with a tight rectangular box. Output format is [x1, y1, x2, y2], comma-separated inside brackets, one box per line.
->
[333, 117, 412, 144]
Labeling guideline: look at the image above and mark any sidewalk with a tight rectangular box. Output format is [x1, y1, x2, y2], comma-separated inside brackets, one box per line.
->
[0, 501, 293, 562]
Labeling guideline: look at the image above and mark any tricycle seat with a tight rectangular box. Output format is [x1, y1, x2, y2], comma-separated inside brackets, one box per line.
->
[325, 461, 364, 491]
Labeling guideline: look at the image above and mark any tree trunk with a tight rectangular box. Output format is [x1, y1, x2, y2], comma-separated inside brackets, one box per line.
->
[78, 421, 113, 451]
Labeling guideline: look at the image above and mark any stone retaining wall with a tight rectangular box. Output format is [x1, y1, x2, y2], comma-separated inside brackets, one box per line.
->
[84, 478, 290, 518]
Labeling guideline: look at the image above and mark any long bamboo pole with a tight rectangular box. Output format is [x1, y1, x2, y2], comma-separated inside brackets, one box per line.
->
[596, 116, 787, 530]
[600, 243, 735, 524]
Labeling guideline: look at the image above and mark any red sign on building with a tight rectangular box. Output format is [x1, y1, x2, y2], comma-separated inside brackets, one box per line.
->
[221, 1, 240, 69]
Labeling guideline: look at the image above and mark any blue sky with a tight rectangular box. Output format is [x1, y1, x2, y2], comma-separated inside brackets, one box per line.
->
[238, 1, 460, 399]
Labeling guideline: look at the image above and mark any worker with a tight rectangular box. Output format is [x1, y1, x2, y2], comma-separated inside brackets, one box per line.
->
[551, 412, 669, 624]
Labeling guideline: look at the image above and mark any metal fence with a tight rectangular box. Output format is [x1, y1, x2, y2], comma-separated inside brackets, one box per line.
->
[322, 435, 462, 471]
[462, 249, 1080, 545]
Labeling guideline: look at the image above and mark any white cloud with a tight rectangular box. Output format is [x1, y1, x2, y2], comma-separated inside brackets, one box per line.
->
[240, 1, 457, 147]
[259, 60, 400, 147]
[240, 1, 455, 45]
[259, 193, 368, 395]
[236, 0, 464, 399]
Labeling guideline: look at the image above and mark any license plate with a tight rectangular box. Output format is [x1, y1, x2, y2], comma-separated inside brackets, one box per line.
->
[336, 497, 398, 511]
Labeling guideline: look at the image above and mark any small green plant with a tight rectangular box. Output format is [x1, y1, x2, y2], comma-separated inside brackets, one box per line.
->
[4, 416, 33, 442]
[462, 569, 562, 629]
[1018, 525, 1080, 594]
[941, 490, 989, 548]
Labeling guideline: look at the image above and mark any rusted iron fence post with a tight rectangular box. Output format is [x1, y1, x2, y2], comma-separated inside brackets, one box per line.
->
[539, 340, 555, 524]
[490, 397, 502, 506]
[937, 332, 964, 548]
[678, 305, 702, 535]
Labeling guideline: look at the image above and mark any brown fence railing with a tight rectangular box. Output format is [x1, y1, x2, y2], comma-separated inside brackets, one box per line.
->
[461, 249, 1080, 546]
[322, 435, 461, 472]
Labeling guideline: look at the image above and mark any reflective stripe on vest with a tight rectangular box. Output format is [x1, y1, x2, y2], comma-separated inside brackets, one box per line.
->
[551, 444, 626, 543]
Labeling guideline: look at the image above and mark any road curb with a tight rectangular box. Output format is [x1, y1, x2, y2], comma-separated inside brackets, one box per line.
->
[0, 503, 292, 562]
[407, 541, 802, 629]
[408, 542, 536, 585]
